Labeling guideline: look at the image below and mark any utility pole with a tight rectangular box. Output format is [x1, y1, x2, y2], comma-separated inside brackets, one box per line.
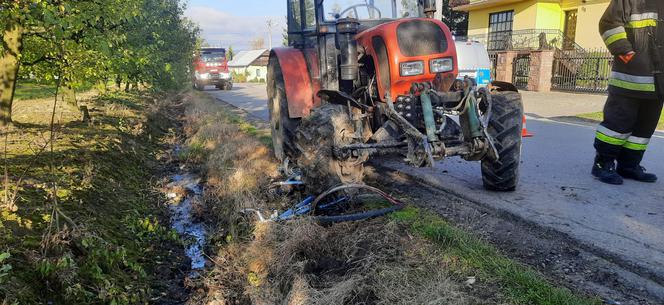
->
[266, 19, 275, 50]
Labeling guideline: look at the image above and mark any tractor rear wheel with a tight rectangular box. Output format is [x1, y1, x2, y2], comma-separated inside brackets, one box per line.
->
[267, 57, 299, 160]
[294, 104, 367, 194]
[481, 91, 523, 191]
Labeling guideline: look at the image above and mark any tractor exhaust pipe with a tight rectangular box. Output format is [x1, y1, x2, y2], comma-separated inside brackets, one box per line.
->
[336, 18, 360, 81]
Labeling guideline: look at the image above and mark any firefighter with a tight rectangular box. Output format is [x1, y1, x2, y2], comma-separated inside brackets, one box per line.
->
[592, 0, 664, 185]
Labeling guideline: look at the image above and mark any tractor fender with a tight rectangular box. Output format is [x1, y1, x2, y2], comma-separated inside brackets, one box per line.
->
[270, 48, 315, 118]
[490, 81, 519, 92]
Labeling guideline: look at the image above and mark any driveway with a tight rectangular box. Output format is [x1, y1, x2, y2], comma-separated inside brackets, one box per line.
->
[206, 84, 664, 293]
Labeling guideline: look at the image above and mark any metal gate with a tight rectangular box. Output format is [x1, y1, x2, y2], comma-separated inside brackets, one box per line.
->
[512, 54, 531, 89]
[551, 49, 612, 94]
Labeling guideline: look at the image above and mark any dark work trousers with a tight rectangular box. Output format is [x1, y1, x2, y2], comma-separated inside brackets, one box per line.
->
[594, 78, 664, 168]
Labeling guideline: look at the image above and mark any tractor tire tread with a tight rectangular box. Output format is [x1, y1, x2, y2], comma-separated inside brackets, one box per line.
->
[268, 57, 300, 160]
[294, 104, 366, 194]
[481, 91, 523, 192]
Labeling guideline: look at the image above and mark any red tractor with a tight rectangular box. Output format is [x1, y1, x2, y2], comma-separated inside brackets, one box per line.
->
[193, 47, 233, 91]
[268, 0, 523, 192]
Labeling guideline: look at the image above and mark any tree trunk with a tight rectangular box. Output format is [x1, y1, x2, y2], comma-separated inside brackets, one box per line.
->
[0, 24, 23, 126]
[59, 80, 77, 107]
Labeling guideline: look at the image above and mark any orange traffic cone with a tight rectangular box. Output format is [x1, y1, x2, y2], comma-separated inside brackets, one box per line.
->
[522, 115, 534, 138]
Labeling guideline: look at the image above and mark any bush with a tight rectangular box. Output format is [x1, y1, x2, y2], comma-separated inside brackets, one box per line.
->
[232, 71, 249, 83]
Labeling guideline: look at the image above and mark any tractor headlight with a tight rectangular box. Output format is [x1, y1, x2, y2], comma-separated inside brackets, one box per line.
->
[400, 61, 424, 76]
[430, 58, 454, 73]
[200, 73, 210, 80]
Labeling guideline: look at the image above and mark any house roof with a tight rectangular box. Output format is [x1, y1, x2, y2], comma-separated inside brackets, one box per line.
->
[454, 0, 527, 12]
[228, 49, 269, 67]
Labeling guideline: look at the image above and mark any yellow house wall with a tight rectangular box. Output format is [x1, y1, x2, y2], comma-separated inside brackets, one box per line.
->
[465, 0, 610, 49]
[535, 2, 562, 30]
[467, 0, 540, 36]
[574, 1, 610, 49]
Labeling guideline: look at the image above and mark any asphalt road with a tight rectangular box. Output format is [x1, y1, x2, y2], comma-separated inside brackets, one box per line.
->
[206, 83, 664, 288]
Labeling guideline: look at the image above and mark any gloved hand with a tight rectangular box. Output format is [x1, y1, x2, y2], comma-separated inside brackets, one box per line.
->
[618, 51, 636, 64]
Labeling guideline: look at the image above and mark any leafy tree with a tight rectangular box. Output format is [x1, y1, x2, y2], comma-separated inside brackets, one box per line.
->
[443, 0, 469, 35]
[227, 45, 235, 60]
[0, 0, 198, 126]
[109, 0, 198, 91]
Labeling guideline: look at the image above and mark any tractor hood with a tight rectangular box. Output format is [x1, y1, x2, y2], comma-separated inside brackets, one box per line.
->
[355, 18, 458, 100]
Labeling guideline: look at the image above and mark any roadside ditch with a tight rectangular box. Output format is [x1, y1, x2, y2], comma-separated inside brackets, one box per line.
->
[166, 91, 622, 305]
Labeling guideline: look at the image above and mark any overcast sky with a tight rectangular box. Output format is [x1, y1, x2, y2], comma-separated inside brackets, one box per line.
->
[184, 0, 287, 51]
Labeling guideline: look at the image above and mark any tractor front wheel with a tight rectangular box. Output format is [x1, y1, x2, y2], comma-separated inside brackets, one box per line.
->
[294, 104, 367, 194]
[481, 91, 523, 191]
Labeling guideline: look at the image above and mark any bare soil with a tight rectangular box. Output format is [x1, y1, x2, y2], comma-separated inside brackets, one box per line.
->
[366, 165, 663, 305]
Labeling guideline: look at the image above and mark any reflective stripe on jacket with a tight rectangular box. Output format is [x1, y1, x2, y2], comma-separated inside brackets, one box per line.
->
[600, 0, 663, 98]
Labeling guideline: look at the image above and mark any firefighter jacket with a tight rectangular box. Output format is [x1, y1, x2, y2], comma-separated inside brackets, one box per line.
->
[600, 0, 663, 98]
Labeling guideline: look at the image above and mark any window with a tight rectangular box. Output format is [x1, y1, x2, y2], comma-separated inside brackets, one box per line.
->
[288, 0, 302, 33]
[287, 0, 315, 46]
[487, 10, 514, 50]
[324, 0, 416, 20]
[256, 69, 261, 78]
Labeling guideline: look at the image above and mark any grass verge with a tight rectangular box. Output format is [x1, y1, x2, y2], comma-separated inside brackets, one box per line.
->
[13, 80, 95, 101]
[391, 207, 600, 305]
[0, 90, 186, 304]
[180, 91, 601, 305]
[577, 110, 664, 130]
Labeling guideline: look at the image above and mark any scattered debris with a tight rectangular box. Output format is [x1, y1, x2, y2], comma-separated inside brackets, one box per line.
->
[246, 172, 404, 224]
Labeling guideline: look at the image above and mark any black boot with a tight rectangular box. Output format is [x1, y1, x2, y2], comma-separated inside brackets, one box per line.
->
[617, 166, 658, 183]
[592, 156, 623, 185]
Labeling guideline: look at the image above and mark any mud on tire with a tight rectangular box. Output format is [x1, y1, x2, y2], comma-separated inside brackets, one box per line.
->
[267, 56, 299, 160]
[481, 91, 523, 191]
[294, 104, 367, 194]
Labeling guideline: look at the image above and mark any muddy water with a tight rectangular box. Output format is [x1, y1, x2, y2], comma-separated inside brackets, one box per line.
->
[166, 173, 207, 270]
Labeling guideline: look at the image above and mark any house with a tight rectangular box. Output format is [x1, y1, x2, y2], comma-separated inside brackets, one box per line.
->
[454, 0, 610, 50]
[228, 49, 269, 82]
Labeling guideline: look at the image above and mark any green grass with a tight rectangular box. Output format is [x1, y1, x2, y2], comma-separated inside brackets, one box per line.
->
[0, 90, 182, 304]
[391, 207, 601, 305]
[14, 80, 96, 101]
[13, 80, 57, 100]
[577, 110, 664, 130]
[226, 111, 273, 146]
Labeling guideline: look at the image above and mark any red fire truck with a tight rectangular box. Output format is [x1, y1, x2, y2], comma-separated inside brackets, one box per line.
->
[192, 47, 233, 91]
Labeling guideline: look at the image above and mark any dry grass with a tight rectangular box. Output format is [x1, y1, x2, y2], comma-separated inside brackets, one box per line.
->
[180, 92, 499, 305]
[179, 92, 279, 304]
[247, 219, 483, 305]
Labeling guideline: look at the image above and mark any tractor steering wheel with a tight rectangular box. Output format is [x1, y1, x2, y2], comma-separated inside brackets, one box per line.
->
[337, 4, 382, 20]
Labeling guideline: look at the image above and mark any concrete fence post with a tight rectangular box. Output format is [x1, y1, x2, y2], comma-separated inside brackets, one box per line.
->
[527, 50, 555, 92]
[495, 51, 517, 83]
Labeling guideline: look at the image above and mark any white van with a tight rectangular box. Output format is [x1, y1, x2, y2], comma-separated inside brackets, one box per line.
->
[454, 40, 492, 87]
